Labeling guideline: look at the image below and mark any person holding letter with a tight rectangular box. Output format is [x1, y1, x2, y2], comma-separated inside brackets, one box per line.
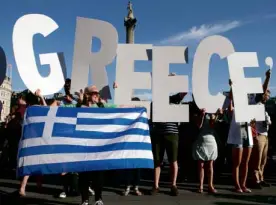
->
[227, 79, 254, 193]
[151, 91, 187, 196]
[250, 69, 272, 189]
[192, 108, 222, 193]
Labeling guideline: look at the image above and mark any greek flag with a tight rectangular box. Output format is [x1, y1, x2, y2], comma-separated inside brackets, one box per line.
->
[17, 106, 153, 176]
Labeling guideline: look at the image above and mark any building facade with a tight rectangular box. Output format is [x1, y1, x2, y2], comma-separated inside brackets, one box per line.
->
[0, 77, 12, 121]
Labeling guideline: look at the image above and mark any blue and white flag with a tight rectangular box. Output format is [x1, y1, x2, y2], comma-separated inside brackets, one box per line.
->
[17, 106, 153, 176]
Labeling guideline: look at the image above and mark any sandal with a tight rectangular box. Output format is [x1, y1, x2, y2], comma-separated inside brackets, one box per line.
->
[234, 188, 243, 193]
[134, 189, 142, 196]
[18, 190, 26, 197]
[241, 187, 252, 193]
[197, 188, 203, 193]
[208, 188, 217, 194]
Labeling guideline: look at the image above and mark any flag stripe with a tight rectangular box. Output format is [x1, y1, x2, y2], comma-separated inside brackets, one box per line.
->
[18, 150, 153, 167]
[18, 158, 153, 176]
[52, 124, 149, 139]
[20, 135, 151, 149]
[76, 117, 148, 125]
[55, 107, 147, 118]
[76, 112, 147, 120]
[22, 123, 149, 140]
[19, 142, 152, 157]
[76, 122, 148, 133]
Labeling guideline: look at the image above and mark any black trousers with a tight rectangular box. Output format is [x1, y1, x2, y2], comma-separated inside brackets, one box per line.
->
[125, 169, 141, 187]
[79, 171, 104, 202]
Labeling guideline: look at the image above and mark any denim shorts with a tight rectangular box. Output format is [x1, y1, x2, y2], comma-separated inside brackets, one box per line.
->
[232, 137, 253, 148]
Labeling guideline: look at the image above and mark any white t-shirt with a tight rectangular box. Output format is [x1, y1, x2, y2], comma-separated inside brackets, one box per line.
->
[227, 110, 253, 146]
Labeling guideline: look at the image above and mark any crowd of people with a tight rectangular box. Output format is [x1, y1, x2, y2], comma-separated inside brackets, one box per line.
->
[0, 70, 275, 205]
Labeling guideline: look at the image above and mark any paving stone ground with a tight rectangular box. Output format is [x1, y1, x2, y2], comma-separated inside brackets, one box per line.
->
[1, 174, 276, 205]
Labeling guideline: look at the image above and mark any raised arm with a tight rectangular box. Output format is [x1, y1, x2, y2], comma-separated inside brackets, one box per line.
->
[74, 89, 84, 105]
[197, 109, 206, 129]
[228, 79, 234, 113]
[35, 89, 47, 106]
[263, 69, 271, 93]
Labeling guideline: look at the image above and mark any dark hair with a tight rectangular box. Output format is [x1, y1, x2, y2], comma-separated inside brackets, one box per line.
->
[25, 91, 40, 106]
[82, 94, 89, 106]
[17, 93, 26, 102]
[66, 94, 74, 99]
[131, 97, 140, 101]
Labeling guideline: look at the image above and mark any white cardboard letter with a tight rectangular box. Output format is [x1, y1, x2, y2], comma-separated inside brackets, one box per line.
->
[114, 44, 152, 116]
[13, 14, 64, 95]
[71, 17, 118, 99]
[152, 46, 189, 122]
[228, 52, 265, 122]
[193, 35, 235, 113]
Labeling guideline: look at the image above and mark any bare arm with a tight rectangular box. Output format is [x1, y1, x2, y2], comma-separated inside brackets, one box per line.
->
[50, 100, 59, 106]
[197, 109, 206, 129]
[263, 69, 271, 93]
[35, 89, 47, 106]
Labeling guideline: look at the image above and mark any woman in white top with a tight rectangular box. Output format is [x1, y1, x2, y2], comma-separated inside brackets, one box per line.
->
[227, 80, 254, 193]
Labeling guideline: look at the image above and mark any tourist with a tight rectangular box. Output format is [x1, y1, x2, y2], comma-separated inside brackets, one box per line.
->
[192, 108, 222, 193]
[227, 79, 253, 193]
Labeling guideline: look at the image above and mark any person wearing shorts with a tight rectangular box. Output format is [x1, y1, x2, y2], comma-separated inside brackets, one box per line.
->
[151, 92, 186, 196]
[227, 80, 253, 193]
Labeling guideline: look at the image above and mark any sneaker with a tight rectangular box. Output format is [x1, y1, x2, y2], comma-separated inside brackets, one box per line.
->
[122, 187, 130, 196]
[81, 200, 89, 205]
[59, 192, 67, 199]
[170, 186, 179, 196]
[133, 186, 142, 196]
[151, 187, 160, 195]
[89, 187, 95, 195]
[94, 200, 104, 205]
[260, 181, 271, 187]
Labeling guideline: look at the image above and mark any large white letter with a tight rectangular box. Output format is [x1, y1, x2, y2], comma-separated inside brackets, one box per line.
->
[71, 17, 118, 99]
[114, 44, 152, 116]
[192, 35, 235, 113]
[13, 14, 65, 95]
[152, 46, 188, 122]
[228, 52, 265, 122]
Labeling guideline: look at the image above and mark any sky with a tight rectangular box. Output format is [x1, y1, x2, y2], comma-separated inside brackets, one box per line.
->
[1, 0, 276, 102]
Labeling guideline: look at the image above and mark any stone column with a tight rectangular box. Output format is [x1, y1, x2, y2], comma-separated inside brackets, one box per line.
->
[124, 1, 137, 44]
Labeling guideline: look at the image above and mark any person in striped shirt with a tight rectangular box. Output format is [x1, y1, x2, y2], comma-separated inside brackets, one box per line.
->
[151, 92, 187, 196]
